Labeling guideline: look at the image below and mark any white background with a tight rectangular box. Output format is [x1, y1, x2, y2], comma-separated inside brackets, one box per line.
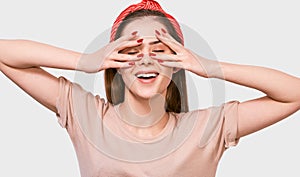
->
[1, 0, 300, 176]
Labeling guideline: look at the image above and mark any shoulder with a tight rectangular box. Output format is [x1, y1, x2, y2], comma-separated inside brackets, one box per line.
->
[173, 101, 240, 144]
[58, 76, 111, 117]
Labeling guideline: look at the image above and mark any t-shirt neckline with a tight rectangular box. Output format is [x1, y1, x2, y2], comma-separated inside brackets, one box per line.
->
[110, 104, 175, 143]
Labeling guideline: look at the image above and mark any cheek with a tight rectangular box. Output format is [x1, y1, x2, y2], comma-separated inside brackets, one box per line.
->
[120, 72, 133, 85]
[160, 68, 174, 80]
[159, 68, 174, 87]
[119, 69, 137, 89]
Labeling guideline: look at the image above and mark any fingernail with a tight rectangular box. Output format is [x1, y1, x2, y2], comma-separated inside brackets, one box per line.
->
[129, 62, 135, 66]
[158, 59, 164, 63]
[131, 31, 138, 36]
[149, 53, 156, 57]
[137, 53, 144, 58]
[137, 39, 143, 43]
[155, 30, 161, 36]
[161, 28, 167, 34]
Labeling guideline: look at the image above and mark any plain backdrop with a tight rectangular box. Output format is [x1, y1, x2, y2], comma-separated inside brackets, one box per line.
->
[1, 0, 300, 176]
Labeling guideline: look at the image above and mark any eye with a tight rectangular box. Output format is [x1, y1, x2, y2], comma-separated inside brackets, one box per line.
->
[119, 48, 139, 55]
[127, 51, 138, 55]
[152, 50, 165, 53]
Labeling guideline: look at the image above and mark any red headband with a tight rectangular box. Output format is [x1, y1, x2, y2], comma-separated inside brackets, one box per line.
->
[110, 0, 184, 45]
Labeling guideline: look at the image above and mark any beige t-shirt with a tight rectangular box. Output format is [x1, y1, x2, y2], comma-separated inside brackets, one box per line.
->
[56, 76, 240, 177]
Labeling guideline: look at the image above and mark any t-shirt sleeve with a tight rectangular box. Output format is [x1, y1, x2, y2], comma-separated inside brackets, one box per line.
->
[55, 76, 103, 129]
[55, 76, 72, 128]
[222, 100, 240, 148]
[197, 100, 240, 149]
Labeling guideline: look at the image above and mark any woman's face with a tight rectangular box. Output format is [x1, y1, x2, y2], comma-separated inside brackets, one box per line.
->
[118, 17, 175, 100]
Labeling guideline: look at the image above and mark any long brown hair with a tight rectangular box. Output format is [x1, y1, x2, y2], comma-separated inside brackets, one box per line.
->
[105, 9, 188, 113]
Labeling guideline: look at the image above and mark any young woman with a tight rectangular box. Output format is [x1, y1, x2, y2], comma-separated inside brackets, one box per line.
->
[1, 0, 300, 176]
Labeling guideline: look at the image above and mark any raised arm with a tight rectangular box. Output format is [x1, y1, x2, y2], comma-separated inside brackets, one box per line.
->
[0, 39, 81, 70]
[0, 33, 142, 114]
[0, 39, 82, 113]
[216, 62, 300, 137]
[152, 29, 300, 138]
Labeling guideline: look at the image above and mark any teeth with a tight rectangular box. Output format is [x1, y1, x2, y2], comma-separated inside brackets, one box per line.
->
[136, 73, 158, 78]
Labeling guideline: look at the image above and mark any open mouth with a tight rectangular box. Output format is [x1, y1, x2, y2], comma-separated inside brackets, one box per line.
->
[135, 73, 159, 79]
[135, 71, 159, 83]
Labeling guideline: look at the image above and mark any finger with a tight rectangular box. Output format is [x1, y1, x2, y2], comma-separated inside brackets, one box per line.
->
[102, 31, 139, 57]
[103, 60, 136, 69]
[111, 61, 136, 69]
[110, 53, 143, 62]
[115, 31, 139, 43]
[158, 61, 185, 69]
[115, 39, 143, 52]
[149, 53, 180, 62]
[109, 31, 140, 49]
[160, 28, 182, 45]
[155, 29, 183, 53]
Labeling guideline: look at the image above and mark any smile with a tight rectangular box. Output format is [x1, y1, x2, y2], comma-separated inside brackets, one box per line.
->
[135, 71, 159, 84]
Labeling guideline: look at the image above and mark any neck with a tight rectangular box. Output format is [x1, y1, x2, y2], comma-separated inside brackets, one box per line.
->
[118, 90, 169, 138]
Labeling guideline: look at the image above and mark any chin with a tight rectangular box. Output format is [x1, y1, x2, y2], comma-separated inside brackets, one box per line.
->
[134, 90, 163, 100]
[124, 78, 169, 101]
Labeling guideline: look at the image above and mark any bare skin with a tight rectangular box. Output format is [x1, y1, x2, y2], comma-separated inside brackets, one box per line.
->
[1, 16, 300, 140]
[150, 27, 300, 138]
[0, 34, 141, 112]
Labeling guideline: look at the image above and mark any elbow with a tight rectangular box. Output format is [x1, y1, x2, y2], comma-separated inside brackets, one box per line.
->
[290, 95, 300, 110]
[296, 101, 300, 110]
[289, 79, 300, 110]
[290, 99, 300, 111]
[295, 86, 300, 110]
[0, 61, 3, 72]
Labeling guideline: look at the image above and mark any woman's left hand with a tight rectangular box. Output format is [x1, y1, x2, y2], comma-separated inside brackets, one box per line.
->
[150, 29, 217, 78]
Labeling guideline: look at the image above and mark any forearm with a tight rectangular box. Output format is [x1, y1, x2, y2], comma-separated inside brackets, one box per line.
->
[216, 61, 300, 103]
[0, 39, 82, 70]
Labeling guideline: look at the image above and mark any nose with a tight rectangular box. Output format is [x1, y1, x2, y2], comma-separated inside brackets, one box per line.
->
[137, 53, 154, 66]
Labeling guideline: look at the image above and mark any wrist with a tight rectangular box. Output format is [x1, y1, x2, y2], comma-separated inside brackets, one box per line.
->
[190, 58, 224, 79]
[76, 53, 102, 73]
[75, 53, 91, 72]
[206, 60, 225, 79]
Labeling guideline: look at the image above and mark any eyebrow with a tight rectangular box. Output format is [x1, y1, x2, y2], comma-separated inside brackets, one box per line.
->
[149, 40, 162, 45]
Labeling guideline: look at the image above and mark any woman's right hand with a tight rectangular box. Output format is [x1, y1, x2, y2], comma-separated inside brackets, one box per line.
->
[79, 31, 143, 73]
